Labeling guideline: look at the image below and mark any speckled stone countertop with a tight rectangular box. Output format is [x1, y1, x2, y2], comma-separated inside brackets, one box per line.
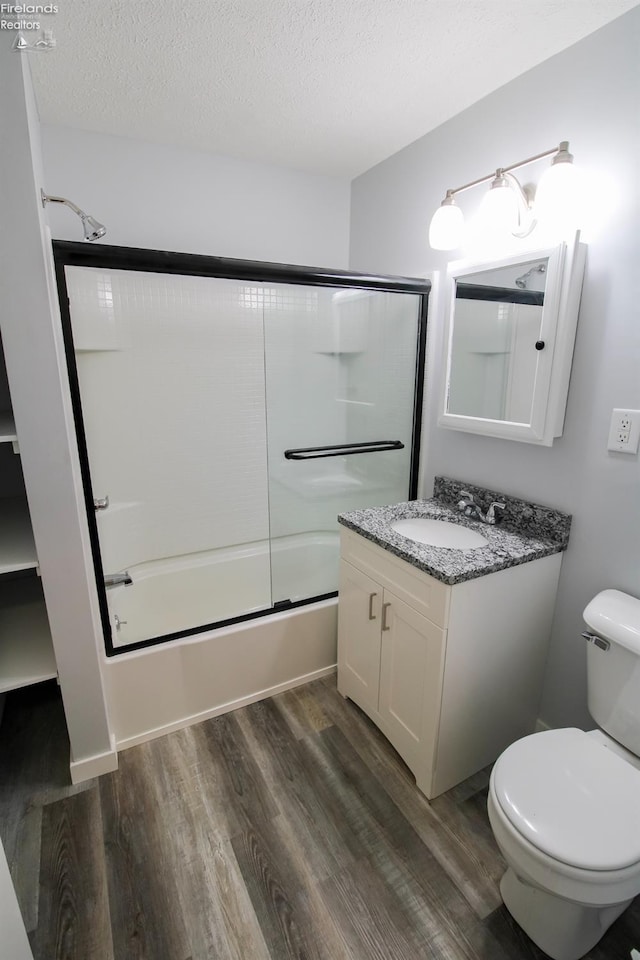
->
[338, 476, 571, 586]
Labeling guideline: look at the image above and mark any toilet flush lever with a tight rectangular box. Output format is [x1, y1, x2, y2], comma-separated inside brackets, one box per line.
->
[582, 631, 610, 652]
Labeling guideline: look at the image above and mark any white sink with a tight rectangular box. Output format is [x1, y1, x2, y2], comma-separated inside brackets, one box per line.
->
[391, 517, 488, 550]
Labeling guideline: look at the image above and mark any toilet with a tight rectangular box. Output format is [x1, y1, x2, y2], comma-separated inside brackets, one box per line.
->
[487, 589, 640, 960]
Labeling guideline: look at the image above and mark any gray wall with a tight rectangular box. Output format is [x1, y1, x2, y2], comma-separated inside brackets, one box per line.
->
[40, 125, 351, 267]
[350, 9, 640, 730]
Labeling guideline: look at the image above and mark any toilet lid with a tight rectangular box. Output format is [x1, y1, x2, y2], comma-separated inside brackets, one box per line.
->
[493, 728, 640, 871]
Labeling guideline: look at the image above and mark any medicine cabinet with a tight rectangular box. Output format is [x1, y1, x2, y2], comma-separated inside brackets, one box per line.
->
[438, 234, 586, 445]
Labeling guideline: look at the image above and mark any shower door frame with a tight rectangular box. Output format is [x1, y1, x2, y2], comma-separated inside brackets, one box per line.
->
[52, 241, 430, 656]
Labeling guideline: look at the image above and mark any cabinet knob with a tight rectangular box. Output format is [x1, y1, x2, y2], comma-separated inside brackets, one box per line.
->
[368, 592, 377, 620]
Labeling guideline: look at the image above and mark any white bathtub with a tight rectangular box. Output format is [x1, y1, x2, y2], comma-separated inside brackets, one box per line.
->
[106, 530, 339, 648]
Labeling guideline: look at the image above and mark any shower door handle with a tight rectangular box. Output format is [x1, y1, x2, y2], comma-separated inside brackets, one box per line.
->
[284, 440, 404, 460]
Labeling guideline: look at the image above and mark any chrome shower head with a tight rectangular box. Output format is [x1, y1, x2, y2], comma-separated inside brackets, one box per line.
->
[41, 190, 106, 241]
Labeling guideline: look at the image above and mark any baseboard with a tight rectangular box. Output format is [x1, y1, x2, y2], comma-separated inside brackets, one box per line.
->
[535, 718, 551, 733]
[115, 663, 337, 752]
[69, 733, 119, 784]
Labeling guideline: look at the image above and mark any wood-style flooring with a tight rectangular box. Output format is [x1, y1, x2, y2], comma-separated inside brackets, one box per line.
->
[1, 676, 639, 960]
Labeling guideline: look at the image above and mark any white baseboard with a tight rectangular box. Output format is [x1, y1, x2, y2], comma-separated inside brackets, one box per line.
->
[535, 718, 552, 733]
[116, 663, 337, 752]
[69, 734, 118, 784]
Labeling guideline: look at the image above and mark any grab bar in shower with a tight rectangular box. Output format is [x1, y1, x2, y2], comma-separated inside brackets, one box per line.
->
[284, 440, 404, 460]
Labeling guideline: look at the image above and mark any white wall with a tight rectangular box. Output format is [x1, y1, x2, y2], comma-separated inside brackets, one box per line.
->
[350, 8, 640, 731]
[40, 125, 351, 267]
[0, 39, 116, 778]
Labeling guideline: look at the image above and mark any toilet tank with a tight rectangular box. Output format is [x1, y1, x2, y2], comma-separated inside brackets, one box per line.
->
[584, 589, 640, 756]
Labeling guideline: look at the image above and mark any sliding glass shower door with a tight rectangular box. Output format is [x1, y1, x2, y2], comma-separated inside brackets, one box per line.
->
[57, 248, 426, 653]
[263, 284, 421, 606]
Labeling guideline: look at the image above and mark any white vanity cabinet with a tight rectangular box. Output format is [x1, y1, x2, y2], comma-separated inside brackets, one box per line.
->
[337, 526, 562, 798]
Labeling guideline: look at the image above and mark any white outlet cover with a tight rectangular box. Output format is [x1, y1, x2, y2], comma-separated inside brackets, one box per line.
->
[608, 408, 640, 454]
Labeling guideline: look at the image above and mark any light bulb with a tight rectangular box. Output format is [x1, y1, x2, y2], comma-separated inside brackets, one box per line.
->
[478, 178, 519, 237]
[428, 199, 464, 250]
[534, 160, 580, 235]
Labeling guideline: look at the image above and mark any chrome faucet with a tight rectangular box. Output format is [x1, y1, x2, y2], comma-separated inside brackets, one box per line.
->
[457, 491, 506, 525]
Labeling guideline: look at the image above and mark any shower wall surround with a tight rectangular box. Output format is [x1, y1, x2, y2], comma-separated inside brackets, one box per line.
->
[56, 244, 428, 654]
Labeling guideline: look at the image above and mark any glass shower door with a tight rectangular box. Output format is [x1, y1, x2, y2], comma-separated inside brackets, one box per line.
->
[64, 266, 273, 648]
[263, 283, 423, 606]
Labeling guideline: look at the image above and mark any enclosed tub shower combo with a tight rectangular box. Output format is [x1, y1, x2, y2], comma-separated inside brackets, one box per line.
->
[53, 244, 428, 659]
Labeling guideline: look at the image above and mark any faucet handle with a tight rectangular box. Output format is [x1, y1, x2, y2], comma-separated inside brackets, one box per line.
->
[487, 501, 506, 522]
[457, 490, 475, 511]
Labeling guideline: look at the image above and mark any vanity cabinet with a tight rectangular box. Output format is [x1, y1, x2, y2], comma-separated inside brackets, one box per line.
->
[338, 527, 562, 798]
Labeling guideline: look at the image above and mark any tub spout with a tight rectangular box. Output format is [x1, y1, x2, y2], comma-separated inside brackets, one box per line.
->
[104, 571, 132, 587]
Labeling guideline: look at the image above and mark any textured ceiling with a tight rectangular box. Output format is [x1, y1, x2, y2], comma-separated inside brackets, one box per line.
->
[29, 0, 639, 178]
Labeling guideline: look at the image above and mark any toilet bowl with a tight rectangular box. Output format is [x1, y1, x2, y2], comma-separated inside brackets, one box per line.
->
[488, 727, 640, 960]
[487, 589, 640, 959]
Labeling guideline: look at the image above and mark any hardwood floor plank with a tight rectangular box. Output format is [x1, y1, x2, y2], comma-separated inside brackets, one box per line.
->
[320, 857, 431, 960]
[195, 711, 280, 838]
[310, 677, 503, 918]
[273, 682, 333, 740]
[234, 697, 358, 882]
[430, 784, 506, 890]
[34, 786, 113, 960]
[231, 814, 349, 960]
[9, 805, 41, 933]
[142, 730, 272, 960]
[311, 723, 517, 960]
[99, 744, 192, 960]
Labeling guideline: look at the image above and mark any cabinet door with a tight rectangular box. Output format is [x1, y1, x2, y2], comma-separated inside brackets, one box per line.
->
[337, 560, 382, 715]
[378, 591, 445, 775]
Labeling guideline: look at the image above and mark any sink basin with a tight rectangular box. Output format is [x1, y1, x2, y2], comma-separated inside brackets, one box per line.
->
[391, 517, 489, 550]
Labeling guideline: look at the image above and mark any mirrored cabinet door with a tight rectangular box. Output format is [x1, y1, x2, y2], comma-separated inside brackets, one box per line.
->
[439, 236, 586, 446]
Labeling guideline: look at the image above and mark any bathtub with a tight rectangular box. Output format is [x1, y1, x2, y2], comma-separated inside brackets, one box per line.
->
[102, 533, 338, 751]
[106, 530, 339, 648]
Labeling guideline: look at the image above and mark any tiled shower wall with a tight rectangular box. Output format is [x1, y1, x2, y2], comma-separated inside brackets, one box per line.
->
[66, 267, 420, 576]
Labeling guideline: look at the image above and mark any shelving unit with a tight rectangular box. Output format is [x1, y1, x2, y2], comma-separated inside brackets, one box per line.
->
[0, 411, 17, 444]
[0, 498, 38, 575]
[0, 348, 57, 696]
[0, 578, 56, 693]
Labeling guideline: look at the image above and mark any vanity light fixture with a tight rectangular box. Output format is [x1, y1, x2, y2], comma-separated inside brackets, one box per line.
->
[428, 141, 577, 251]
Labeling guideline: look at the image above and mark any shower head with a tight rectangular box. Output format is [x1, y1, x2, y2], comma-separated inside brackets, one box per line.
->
[515, 263, 546, 289]
[41, 190, 106, 241]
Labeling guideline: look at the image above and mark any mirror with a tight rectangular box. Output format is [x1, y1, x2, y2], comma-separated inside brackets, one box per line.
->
[439, 237, 586, 445]
[448, 258, 548, 423]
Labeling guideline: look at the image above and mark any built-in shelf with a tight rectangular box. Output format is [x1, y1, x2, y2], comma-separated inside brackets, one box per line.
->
[0, 576, 56, 693]
[0, 412, 17, 444]
[0, 497, 38, 575]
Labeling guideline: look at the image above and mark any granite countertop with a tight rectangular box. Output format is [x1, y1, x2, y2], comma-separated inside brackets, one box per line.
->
[338, 476, 571, 586]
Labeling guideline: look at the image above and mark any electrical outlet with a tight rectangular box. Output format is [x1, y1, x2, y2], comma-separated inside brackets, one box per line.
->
[608, 409, 640, 454]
